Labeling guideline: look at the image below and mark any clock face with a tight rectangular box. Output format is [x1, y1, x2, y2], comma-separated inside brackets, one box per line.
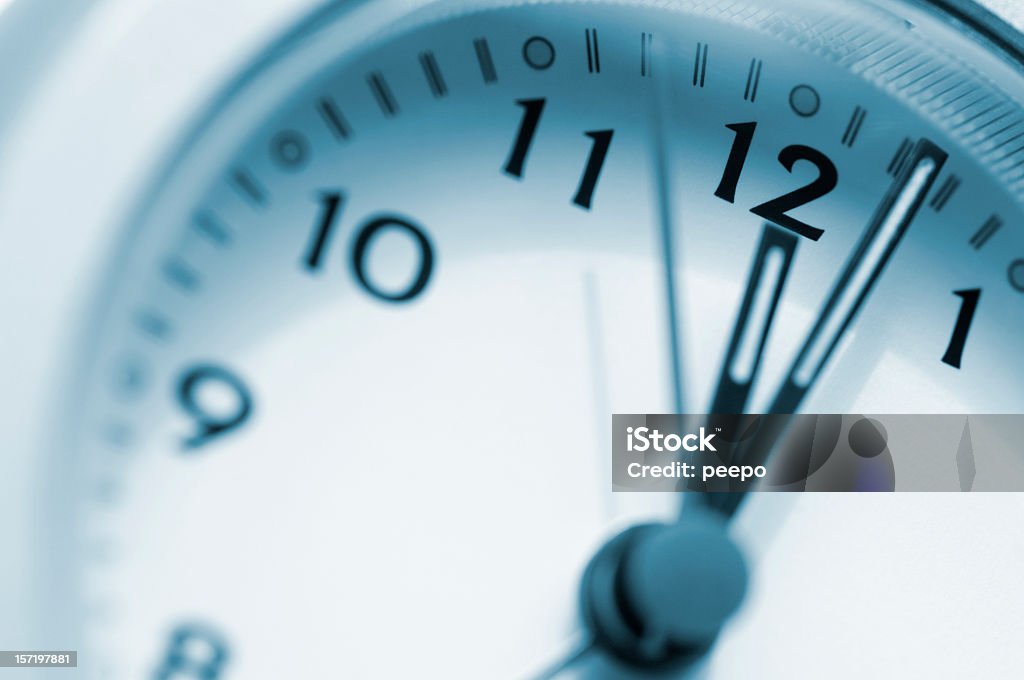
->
[27, 0, 1024, 677]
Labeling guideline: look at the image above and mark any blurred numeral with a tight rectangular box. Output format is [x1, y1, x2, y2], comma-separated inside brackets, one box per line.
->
[352, 216, 435, 302]
[153, 623, 229, 679]
[504, 98, 546, 177]
[573, 130, 613, 209]
[302, 194, 435, 303]
[303, 191, 345, 270]
[177, 364, 253, 450]
[504, 99, 615, 209]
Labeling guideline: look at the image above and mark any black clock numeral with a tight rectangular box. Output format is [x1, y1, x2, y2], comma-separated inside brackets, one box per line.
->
[715, 122, 837, 241]
[942, 288, 981, 369]
[750, 145, 837, 242]
[351, 216, 435, 302]
[177, 364, 253, 450]
[153, 623, 229, 679]
[573, 130, 613, 209]
[303, 191, 344, 270]
[504, 98, 546, 177]
[302, 193, 436, 303]
[714, 122, 756, 203]
[504, 99, 615, 209]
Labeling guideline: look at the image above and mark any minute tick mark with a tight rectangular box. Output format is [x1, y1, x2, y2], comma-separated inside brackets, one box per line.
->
[692, 42, 708, 87]
[887, 137, 913, 176]
[162, 258, 201, 293]
[474, 38, 498, 83]
[640, 32, 653, 77]
[969, 214, 1002, 249]
[367, 72, 399, 116]
[743, 58, 762, 102]
[316, 97, 352, 139]
[135, 310, 174, 342]
[229, 169, 268, 206]
[585, 28, 600, 74]
[419, 51, 448, 98]
[842, 106, 867, 147]
[192, 211, 232, 246]
[929, 174, 960, 212]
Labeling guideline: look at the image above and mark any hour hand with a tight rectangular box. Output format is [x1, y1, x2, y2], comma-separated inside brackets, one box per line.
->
[709, 223, 799, 415]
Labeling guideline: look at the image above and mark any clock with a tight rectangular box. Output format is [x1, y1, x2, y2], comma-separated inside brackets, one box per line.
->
[1, 0, 1023, 677]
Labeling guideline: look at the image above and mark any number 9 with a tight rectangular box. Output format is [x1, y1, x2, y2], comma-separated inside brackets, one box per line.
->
[176, 363, 253, 450]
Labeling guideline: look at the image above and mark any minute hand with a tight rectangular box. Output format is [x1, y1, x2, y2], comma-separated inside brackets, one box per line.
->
[712, 139, 947, 517]
[767, 138, 947, 415]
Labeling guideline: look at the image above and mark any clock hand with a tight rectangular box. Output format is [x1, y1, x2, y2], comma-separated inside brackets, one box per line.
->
[767, 138, 947, 414]
[707, 138, 948, 517]
[708, 223, 799, 414]
[650, 69, 686, 414]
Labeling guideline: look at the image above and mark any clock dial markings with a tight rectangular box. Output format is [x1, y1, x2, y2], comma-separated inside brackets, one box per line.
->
[269, 130, 310, 170]
[929, 173, 960, 212]
[743, 58, 763, 102]
[969, 213, 1003, 249]
[503, 97, 545, 178]
[886, 137, 913, 176]
[522, 35, 556, 70]
[584, 28, 600, 74]
[367, 71, 399, 116]
[473, 37, 499, 83]
[1010, 259, 1024, 291]
[160, 257, 202, 294]
[640, 32, 653, 77]
[191, 211, 233, 247]
[714, 121, 838, 241]
[177, 363, 254, 450]
[302, 191, 345, 272]
[228, 168, 268, 206]
[133, 309, 175, 343]
[572, 129, 614, 209]
[840, 105, 867, 147]
[153, 624, 230, 680]
[315, 95, 353, 140]
[941, 288, 982, 369]
[788, 84, 820, 118]
[714, 121, 757, 204]
[692, 41, 709, 87]
[418, 50, 449, 98]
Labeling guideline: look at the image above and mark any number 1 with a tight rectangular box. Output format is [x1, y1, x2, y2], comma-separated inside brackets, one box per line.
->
[942, 288, 981, 369]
